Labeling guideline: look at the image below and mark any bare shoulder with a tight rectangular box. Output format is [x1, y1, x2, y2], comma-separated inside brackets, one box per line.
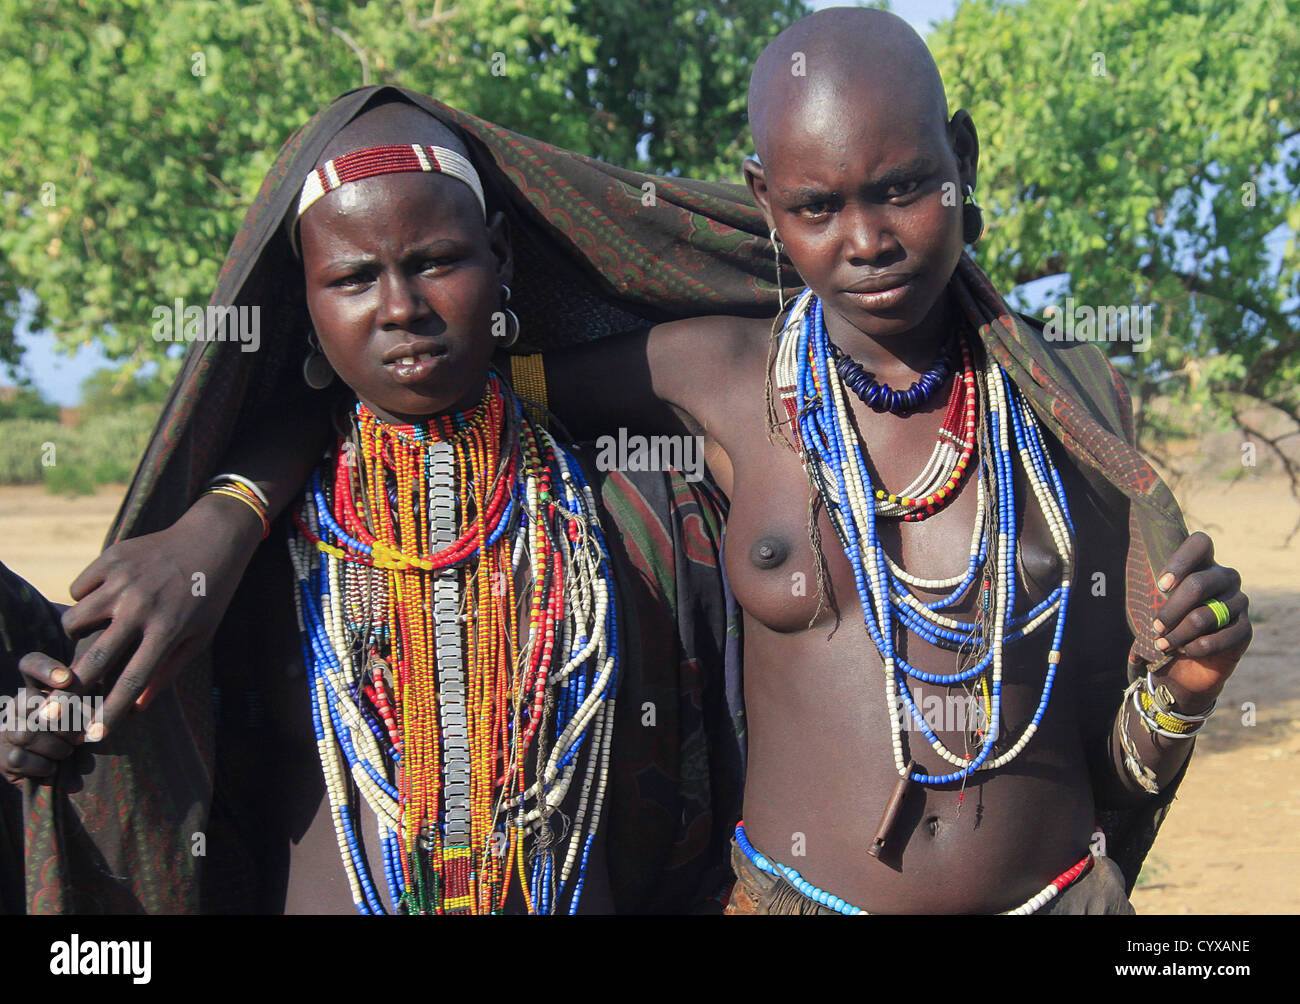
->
[646, 312, 774, 373]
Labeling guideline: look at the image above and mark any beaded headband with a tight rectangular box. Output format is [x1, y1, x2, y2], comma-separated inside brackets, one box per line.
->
[295, 143, 487, 222]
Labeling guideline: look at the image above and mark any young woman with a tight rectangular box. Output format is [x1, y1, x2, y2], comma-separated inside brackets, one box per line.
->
[2, 89, 758, 914]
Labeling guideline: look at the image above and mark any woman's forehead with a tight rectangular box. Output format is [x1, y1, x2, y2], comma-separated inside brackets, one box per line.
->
[299, 171, 483, 254]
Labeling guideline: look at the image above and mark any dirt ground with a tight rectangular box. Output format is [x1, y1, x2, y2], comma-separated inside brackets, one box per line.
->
[1, 467, 1296, 914]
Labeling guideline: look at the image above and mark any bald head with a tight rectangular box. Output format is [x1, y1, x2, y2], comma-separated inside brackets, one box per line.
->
[748, 8, 949, 164]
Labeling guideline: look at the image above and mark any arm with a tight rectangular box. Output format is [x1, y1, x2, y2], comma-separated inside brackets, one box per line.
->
[531, 314, 754, 443]
[13, 385, 334, 758]
[1102, 530, 1251, 804]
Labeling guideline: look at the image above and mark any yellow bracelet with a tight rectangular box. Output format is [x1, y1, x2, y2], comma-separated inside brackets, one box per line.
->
[204, 485, 270, 539]
[1137, 690, 1203, 735]
[510, 353, 549, 430]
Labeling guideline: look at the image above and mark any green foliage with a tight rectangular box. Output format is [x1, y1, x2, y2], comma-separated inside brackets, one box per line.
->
[0, 405, 157, 493]
[0, 0, 807, 378]
[930, 0, 1300, 449]
[0, 385, 59, 421]
[78, 367, 170, 417]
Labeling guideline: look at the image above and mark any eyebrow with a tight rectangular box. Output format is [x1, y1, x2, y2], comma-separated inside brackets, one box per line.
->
[778, 157, 940, 201]
[320, 238, 468, 273]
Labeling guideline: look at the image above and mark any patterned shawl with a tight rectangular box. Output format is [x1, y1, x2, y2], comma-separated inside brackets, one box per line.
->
[20, 85, 1187, 912]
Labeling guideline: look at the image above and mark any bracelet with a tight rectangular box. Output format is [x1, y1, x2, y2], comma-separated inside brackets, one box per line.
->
[1118, 679, 1161, 793]
[510, 353, 549, 430]
[1145, 672, 1217, 722]
[1137, 690, 1203, 735]
[1132, 687, 1202, 740]
[207, 472, 270, 509]
[203, 484, 270, 539]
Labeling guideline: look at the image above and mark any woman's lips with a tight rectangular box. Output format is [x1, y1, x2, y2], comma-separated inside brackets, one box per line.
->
[843, 275, 914, 310]
[384, 350, 446, 384]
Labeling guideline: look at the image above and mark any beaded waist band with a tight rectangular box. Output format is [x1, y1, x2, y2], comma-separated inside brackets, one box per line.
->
[733, 822, 1093, 916]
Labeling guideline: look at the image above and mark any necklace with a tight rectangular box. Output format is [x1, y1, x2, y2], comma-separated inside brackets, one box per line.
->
[289, 374, 618, 914]
[827, 336, 953, 414]
[772, 290, 1075, 792]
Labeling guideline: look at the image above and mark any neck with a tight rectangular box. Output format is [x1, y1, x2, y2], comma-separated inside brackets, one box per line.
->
[818, 290, 958, 381]
[359, 375, 493, 428]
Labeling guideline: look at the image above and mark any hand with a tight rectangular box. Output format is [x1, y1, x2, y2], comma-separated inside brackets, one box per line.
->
[1150, 531, 1251, 711]
[1, 652, 86, 785]
[50, 493, 264, 741]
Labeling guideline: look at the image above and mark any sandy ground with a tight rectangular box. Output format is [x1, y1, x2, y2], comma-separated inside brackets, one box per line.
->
[1, 470, 1296, 914]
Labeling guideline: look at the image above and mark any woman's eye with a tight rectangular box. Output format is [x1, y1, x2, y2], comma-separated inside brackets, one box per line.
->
[333, 272, 372, 288]
[888, 180, 921, 200]
[797, 201, 833, 220]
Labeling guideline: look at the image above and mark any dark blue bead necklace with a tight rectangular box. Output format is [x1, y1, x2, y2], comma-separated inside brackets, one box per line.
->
[827, 336, 954, 414]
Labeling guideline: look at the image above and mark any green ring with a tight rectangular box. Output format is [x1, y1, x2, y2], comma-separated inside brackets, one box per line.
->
[1204, 598, 1231, 630]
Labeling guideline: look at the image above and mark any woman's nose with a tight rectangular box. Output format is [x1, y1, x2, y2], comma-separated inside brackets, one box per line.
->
[841, 205, 900, 265]
[376, 272, 431, 328]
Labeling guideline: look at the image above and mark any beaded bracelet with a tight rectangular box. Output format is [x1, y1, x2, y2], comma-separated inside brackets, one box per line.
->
[1132, 687, 1202, 740]
[509, 354, 549, 431]
[1145, 672, 1218, 722]
[1137, 691, 1202, 735]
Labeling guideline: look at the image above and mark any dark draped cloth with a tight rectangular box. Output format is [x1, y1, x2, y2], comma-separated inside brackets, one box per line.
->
[9, 85, 1187, 912]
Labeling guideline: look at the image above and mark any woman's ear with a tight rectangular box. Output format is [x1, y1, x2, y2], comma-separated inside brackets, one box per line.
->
[948, 109, 979, 194]
[487, 210, 513, 288]
[743, 156, 777, 235]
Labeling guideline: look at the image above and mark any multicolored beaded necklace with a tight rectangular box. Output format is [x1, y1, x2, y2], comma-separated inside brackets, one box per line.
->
[288, 373, 618, 914]
[772, 289, 1076, 792]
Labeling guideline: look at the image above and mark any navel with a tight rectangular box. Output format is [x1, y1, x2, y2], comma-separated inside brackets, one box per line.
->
[750, 536, 790, 570]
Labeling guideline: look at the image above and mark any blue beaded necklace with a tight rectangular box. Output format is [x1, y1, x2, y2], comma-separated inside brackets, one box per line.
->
[774, 291, 1075, 787]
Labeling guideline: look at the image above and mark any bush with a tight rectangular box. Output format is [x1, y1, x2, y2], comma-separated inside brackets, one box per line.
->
[0, 403, 160, 494]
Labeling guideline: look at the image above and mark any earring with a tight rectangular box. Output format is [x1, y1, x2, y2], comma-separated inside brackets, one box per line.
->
[495, 284, 520, 349]
[962, 184, 984, 246]
[770, 228, 788, 311]
[302, 328, 334, 390]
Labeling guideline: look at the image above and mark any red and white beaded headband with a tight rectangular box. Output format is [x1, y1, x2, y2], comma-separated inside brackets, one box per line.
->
[295, 143, 486, 222]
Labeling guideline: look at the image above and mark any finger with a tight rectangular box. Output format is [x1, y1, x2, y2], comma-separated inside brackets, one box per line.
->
[1178, 599, 1252, 662]
[135, 637, 199, 712]
[67, 623, 139, 694]
[6, 731, 76, 761]
[1156, 531, 1214, 593]
[60, 591, 116, 639]
[1153, 565, 1240, 637]
[3, 745, 57, 780]
[17, 651, 75, 690]
[68, 554, 113, 602]
[1158, 591, 1248, 654]
[6, 690, 89, 743]
[91, 633, 174, 740]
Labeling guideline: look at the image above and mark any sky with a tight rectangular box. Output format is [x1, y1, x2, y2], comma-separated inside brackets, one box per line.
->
[1, 1, 960, 406]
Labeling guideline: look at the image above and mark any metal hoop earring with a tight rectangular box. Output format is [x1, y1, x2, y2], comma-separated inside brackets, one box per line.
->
[495, 285, 520, 348]
[962, 184, 985, 246]
[302, 328, 334, 390]
[770, 227, 787, 311]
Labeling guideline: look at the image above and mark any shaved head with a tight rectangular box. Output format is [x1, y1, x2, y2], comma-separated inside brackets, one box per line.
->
[748, 7, 949, 165]
[741, 8, 979, 350]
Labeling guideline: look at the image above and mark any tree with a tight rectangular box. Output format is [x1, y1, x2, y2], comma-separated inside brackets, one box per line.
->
[0, 0, 807, 382]
[930, 0, 1300, 495]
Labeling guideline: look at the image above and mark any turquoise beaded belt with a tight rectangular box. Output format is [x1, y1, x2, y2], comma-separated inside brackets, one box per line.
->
[733, 821, 1093, 916]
